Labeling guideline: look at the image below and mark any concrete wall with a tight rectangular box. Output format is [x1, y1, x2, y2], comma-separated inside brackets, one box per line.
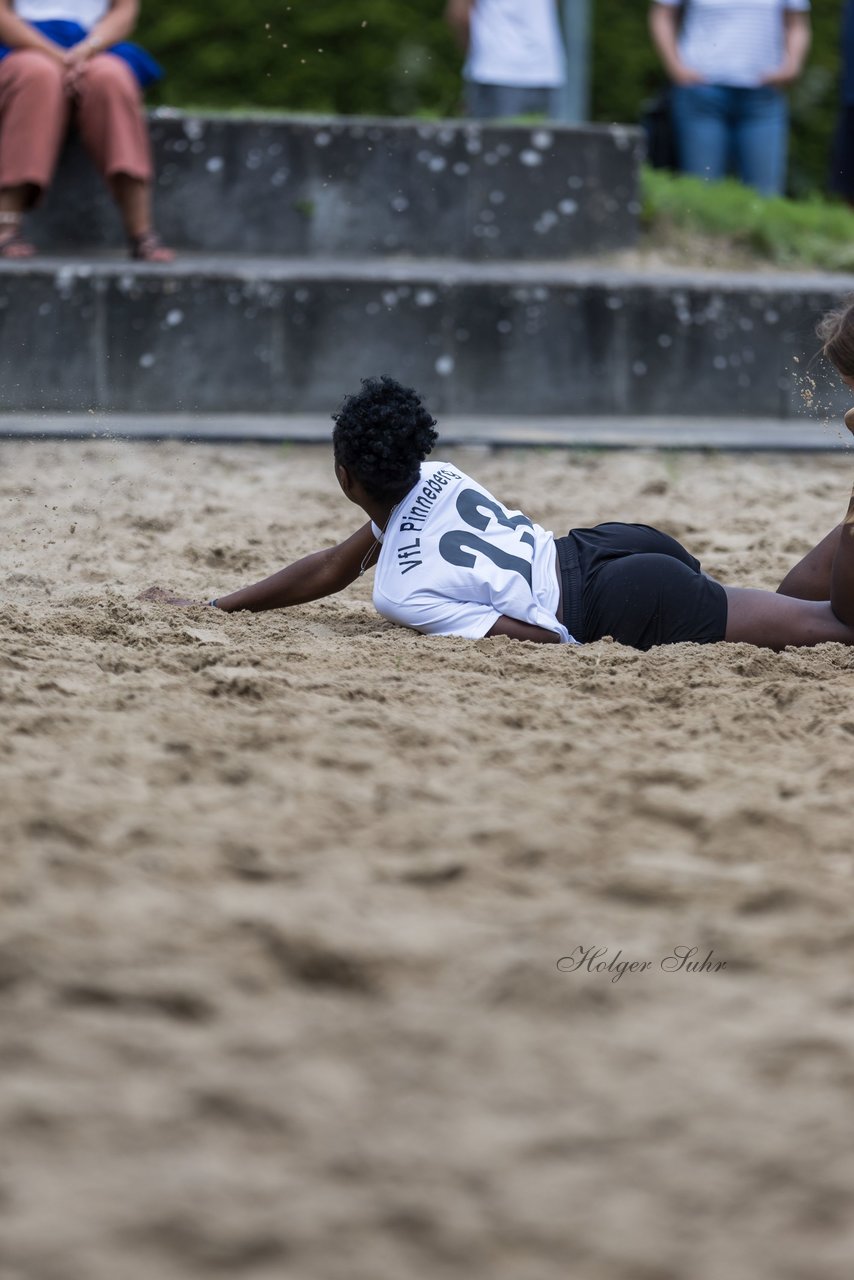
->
[27, 113, 642, 262]
[2, 260, 850, 419]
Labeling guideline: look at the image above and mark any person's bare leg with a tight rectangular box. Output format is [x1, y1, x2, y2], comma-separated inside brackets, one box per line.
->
[830, 485, 854, 626]
[0, 49, 67, 257]
[0, 183, 29, 214]
[726, 469, 854, 645]
[777, 524, 842, 599]
[0, 182, 37, 257]
[778, 413, 854, 600]
[109, 172, 173, 260]
[109, 171, 150, 238]
[824, 408, 854, 625]
[729, 410, 854, 641]
[724, 587, 854, 649]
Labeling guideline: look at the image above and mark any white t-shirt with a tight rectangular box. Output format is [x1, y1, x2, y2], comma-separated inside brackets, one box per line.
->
[657, 0, 810, 89]
[465, 0, 566, 89]
[15, 0, 108, 27]
[371, 461, 574, 643]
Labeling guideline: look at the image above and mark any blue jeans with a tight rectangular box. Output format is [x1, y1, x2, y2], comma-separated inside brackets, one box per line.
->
[671, 84, 789, 197]
[464, 82, 561, 120]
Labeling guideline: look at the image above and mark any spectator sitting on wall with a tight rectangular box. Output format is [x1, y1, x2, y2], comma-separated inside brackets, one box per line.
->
[445, 0, 567, 121]
[0, 0, 173, 260]
[649, 0, 811, 197]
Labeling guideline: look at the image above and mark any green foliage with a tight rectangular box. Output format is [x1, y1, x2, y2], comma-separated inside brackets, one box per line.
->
[788, 0, 844, 196]
[138, 0, 463, 117]
[642, 166, 854, 270]
[137, 0, 847, 194]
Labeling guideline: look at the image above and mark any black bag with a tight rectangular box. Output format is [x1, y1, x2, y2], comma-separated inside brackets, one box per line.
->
[640, 0, 688, 171]
[641, 89, 679, 170]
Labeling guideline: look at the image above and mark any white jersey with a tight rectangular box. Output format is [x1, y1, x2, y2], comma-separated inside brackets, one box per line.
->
[465, 0, 566, 89]
[371, 462, 574, 643]
[15, 0, 107, 26]
[657, 0, 810, 89]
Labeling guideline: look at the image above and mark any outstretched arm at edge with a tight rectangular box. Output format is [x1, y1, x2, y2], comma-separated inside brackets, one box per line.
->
[142, 523, 562, 642]
[213, 522, 378, 613]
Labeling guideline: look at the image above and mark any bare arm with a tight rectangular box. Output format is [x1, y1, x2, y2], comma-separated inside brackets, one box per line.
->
[85, 0, 139, 50]
[0, 0, 65, 60]
[213, 522, 379, 613]
[487, 616, 562, 644]
[445, 0, 474, 51]
[63, 0, 138, 73]
[142, 521, 566, 643]
[648, 3, 703, 86]
[762, 10, 811, 87]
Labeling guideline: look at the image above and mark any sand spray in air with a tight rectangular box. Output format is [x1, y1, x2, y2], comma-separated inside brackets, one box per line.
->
[791, 353, 853, 448]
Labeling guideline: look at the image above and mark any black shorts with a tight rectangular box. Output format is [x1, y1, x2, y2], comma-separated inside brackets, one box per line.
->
[830, 105, 854, 200]
[555, 522, 728, 651]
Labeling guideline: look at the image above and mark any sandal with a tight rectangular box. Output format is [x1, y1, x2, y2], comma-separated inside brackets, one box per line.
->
[129, 230, 175, 263]
[0, 213, 35, 260]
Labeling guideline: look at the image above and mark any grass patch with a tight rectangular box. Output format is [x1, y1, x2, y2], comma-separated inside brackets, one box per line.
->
[641, 168, 854, 272]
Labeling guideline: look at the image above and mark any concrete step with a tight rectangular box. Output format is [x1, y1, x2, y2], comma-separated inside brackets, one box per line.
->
[1, 255, 851, 418]
[27, 112, 642, 262]
[0, 413, 850, 451]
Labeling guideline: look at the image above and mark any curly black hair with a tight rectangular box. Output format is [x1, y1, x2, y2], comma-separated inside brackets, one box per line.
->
[817, 297, 854, 378]
[332, 376, 438, 501]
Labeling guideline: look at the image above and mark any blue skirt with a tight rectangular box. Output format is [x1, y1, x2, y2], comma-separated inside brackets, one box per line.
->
[0, 19, 162, 89]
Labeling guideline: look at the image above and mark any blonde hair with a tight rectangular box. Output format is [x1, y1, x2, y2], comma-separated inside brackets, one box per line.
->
[818, 298, 854, 377]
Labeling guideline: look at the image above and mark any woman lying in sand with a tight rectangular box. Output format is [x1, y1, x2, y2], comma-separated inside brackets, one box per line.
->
[147, 317, 854, 652]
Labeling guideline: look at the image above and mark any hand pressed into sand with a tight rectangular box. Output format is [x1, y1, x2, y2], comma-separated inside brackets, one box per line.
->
[138, 586, 203, 607]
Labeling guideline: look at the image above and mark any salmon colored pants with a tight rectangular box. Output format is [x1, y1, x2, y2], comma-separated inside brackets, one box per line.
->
[0, 48, 152, 205]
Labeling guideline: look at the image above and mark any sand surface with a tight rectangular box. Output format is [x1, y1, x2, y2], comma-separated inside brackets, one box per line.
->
[3, 440, 854, 1280]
